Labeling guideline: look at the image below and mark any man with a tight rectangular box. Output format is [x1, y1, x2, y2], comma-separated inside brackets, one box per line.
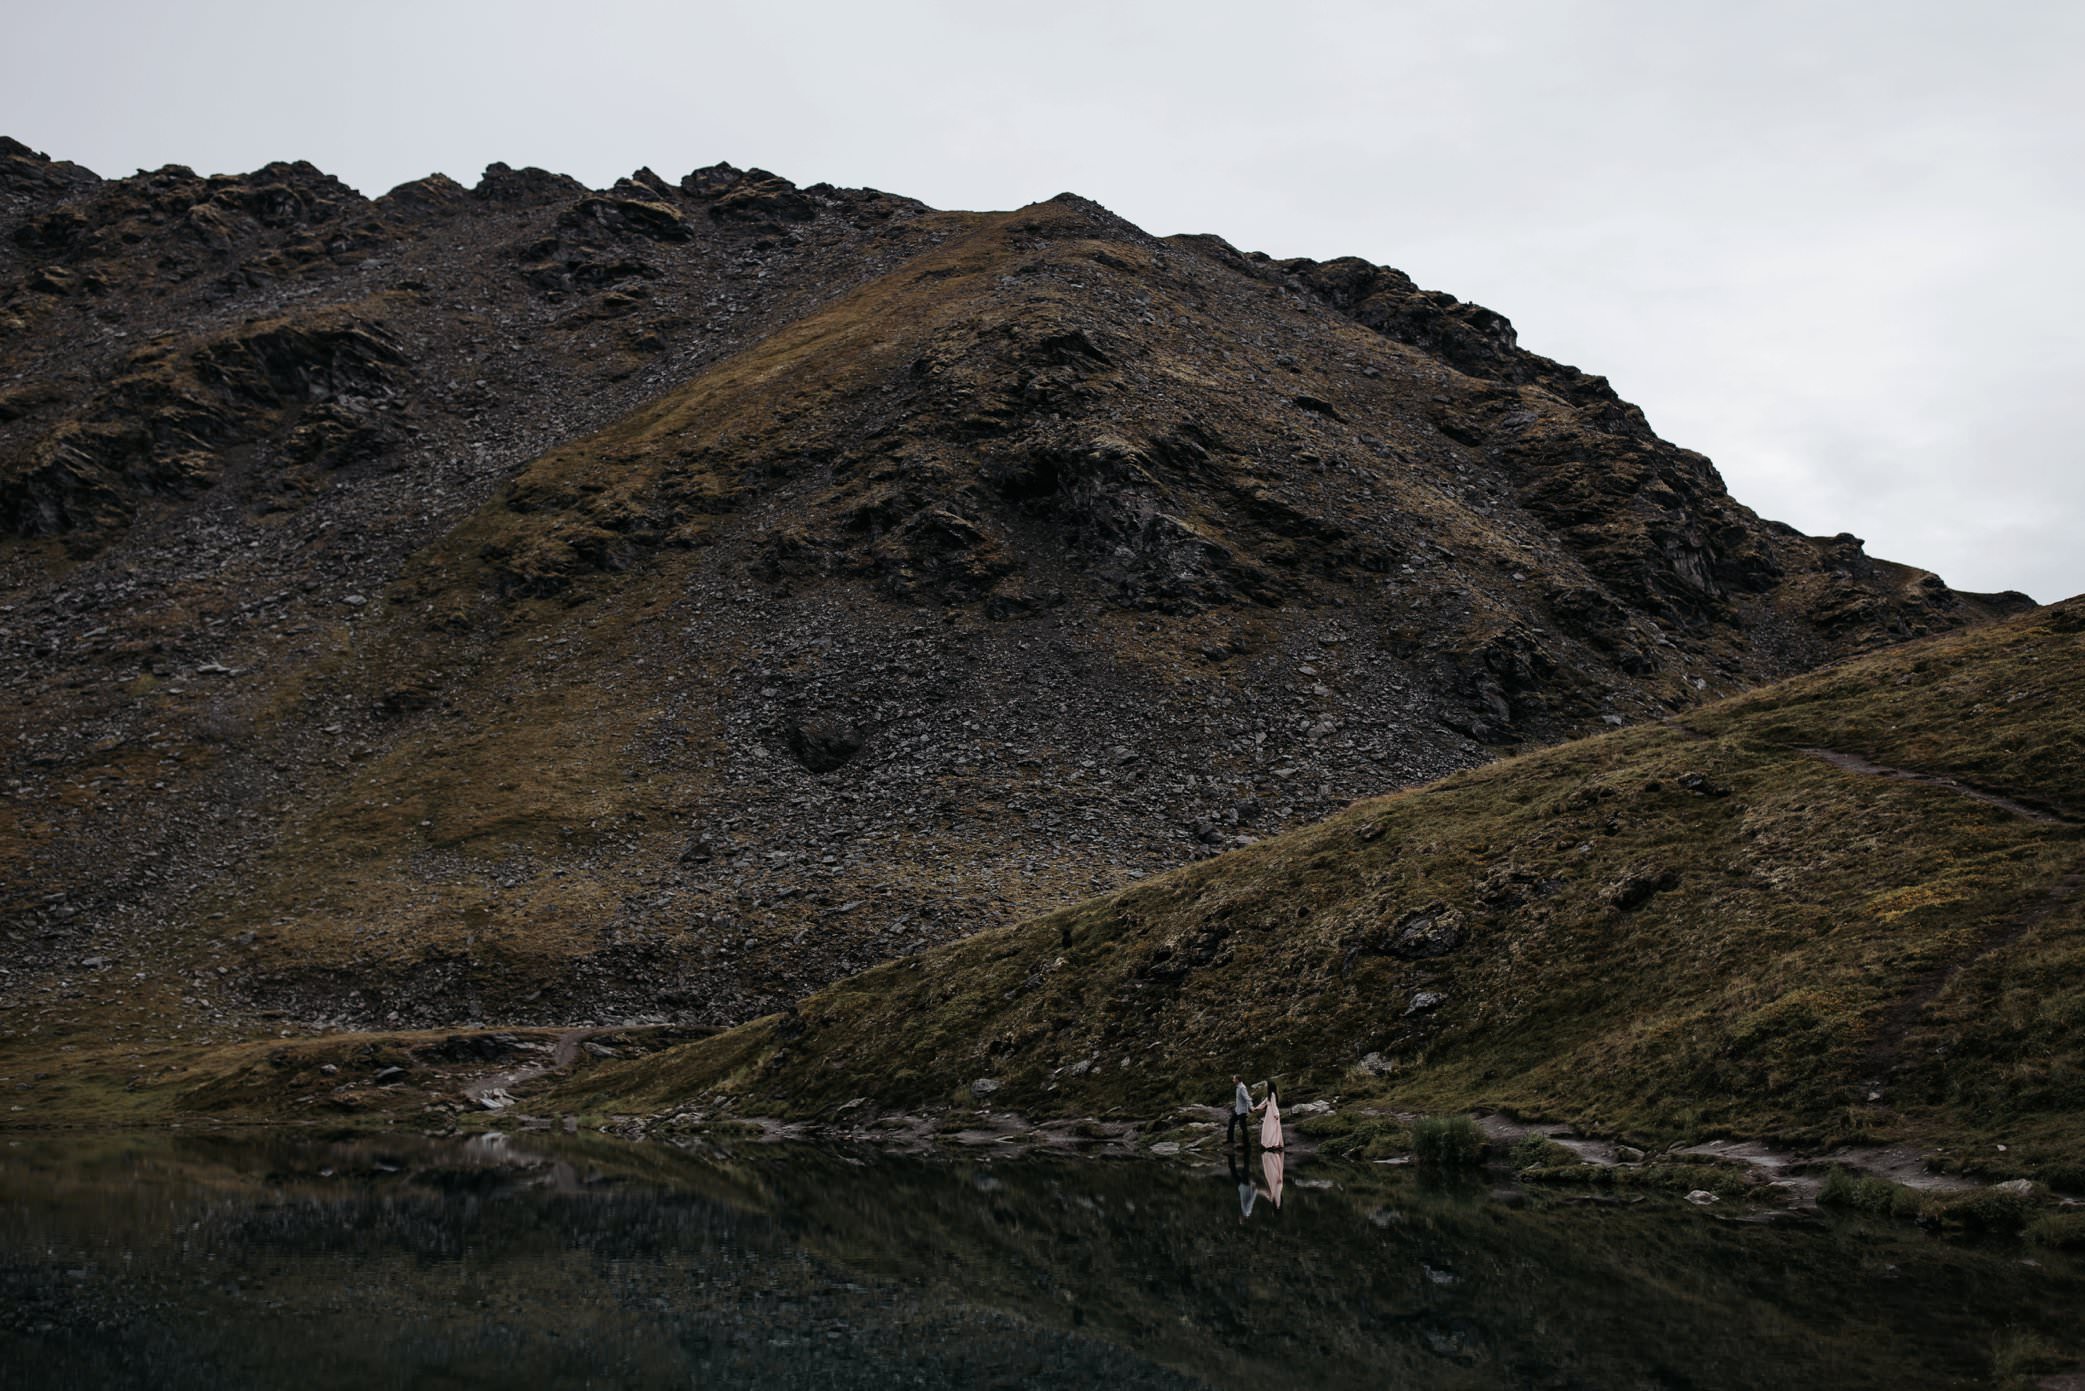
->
[1227, 1074, 1256, 1148]
[1229, 1148, 1257, 1221]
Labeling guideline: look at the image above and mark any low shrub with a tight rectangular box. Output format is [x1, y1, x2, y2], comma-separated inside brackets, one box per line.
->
[1306, 1112, 1411, 1160]
[1518, 1159, 1757, 1197]
[1819, 1167, 1926, 1219]
[1629, 1161, 1758, 1198]
[1933, 1186, 2038, 1234]
[2037, 1161, 2085, 1194]
[1993, 1329, 2071, 1380]
[1412, 1114, 1485, 1169]
[2025, 1212, 2085, 1250]
[1509, 1135, 1578, 1170]
[1518, 1162, 1611, 1186]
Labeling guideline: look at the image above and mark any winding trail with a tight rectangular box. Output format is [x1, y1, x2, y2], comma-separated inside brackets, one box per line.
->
[1799, 747, 2076, 824]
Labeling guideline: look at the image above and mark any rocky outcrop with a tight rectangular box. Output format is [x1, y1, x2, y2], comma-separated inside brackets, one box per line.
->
[0, 136, 100, 217]
[0, 311, 409, 536]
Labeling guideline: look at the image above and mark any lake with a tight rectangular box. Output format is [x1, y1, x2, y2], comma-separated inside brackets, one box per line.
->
[2, 1130, 2078, 1388]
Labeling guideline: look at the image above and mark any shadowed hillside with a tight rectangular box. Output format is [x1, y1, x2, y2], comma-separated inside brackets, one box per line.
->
[562, 599, 2085, 1178]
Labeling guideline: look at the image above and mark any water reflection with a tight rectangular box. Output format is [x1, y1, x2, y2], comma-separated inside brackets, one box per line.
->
[1228, 1147, 1286, 1221]
[0, 1131, 2078, 1389]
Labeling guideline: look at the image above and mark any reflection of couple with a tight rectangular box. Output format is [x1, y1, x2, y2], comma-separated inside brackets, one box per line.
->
[1231, 1146, 1284, 1219]
[1226, 1073, 1285, 1152]
[1227, 1073, 1286, 1220]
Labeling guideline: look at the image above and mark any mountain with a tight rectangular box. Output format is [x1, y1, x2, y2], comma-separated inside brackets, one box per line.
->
[560, 600, 2085, 1179]
[0, 136, 2032, 1074]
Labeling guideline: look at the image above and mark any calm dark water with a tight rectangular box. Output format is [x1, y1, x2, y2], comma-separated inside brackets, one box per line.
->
[1, 1130, 2078, 1389]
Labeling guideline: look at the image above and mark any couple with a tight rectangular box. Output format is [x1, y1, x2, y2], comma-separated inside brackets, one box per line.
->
[1227, 1073, 1284, 1152]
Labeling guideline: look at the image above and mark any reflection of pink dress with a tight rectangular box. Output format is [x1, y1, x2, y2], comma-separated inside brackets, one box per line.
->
[1260, 1148, 1285, 1208]
[1260, 1093, 1283, 1150]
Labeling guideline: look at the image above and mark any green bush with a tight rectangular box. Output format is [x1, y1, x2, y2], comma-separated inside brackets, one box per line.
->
[1993, 1329, 2070, 1380]
[1306, 1112, 1411, 1160]
[2037, 1161, 2085, 1193]
[1819, 1167, 1926, 1219]
[1509, 1135, 1577, 1170]
[1626, 1161, 1758, 1198]
[1412, 1114, 1485, 1169]
[1932, 1186, 2038, 1233]
[2025, 1212, 2085, 1250]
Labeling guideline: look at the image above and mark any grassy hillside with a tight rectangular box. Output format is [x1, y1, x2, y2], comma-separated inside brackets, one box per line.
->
[560, 598, 2085, 1179]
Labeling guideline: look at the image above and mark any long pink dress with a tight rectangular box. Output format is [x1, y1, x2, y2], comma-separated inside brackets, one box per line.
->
[1260, 1092, 1284, 1151]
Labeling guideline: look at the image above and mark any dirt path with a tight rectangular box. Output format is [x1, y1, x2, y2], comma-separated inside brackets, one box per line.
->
[1675, 1138, 1981, 1197]
[1664, 719, 2077, 826]
[1799, 747, 2074, 824]
[462, 1027, 615, 1112]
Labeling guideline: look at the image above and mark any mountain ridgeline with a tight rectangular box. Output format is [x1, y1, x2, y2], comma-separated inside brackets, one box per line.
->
[0, 136, 2033, 1076]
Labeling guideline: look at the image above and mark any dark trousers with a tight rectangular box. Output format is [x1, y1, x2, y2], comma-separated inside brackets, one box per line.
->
[1227, 1110, 1251, 1147]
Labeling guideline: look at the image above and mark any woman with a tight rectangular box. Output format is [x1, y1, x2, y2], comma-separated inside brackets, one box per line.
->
[1259, 1079, 1284, 1152]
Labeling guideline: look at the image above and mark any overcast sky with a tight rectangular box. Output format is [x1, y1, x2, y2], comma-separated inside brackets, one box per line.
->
[11, 0, 2080, 600]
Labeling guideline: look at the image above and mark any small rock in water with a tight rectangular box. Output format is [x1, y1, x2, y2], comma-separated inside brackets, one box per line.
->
[1685, 1189, 1719, 1205]
[1149, 1141, 1182, 1156]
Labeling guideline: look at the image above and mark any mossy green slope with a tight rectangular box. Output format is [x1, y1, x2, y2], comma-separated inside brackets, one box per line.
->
[562, 599, 2085, 1177]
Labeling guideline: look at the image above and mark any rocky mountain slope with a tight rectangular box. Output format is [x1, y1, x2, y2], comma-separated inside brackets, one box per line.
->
[0, 135, 2032, 1066]
[563, 600, 2085, 1180]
